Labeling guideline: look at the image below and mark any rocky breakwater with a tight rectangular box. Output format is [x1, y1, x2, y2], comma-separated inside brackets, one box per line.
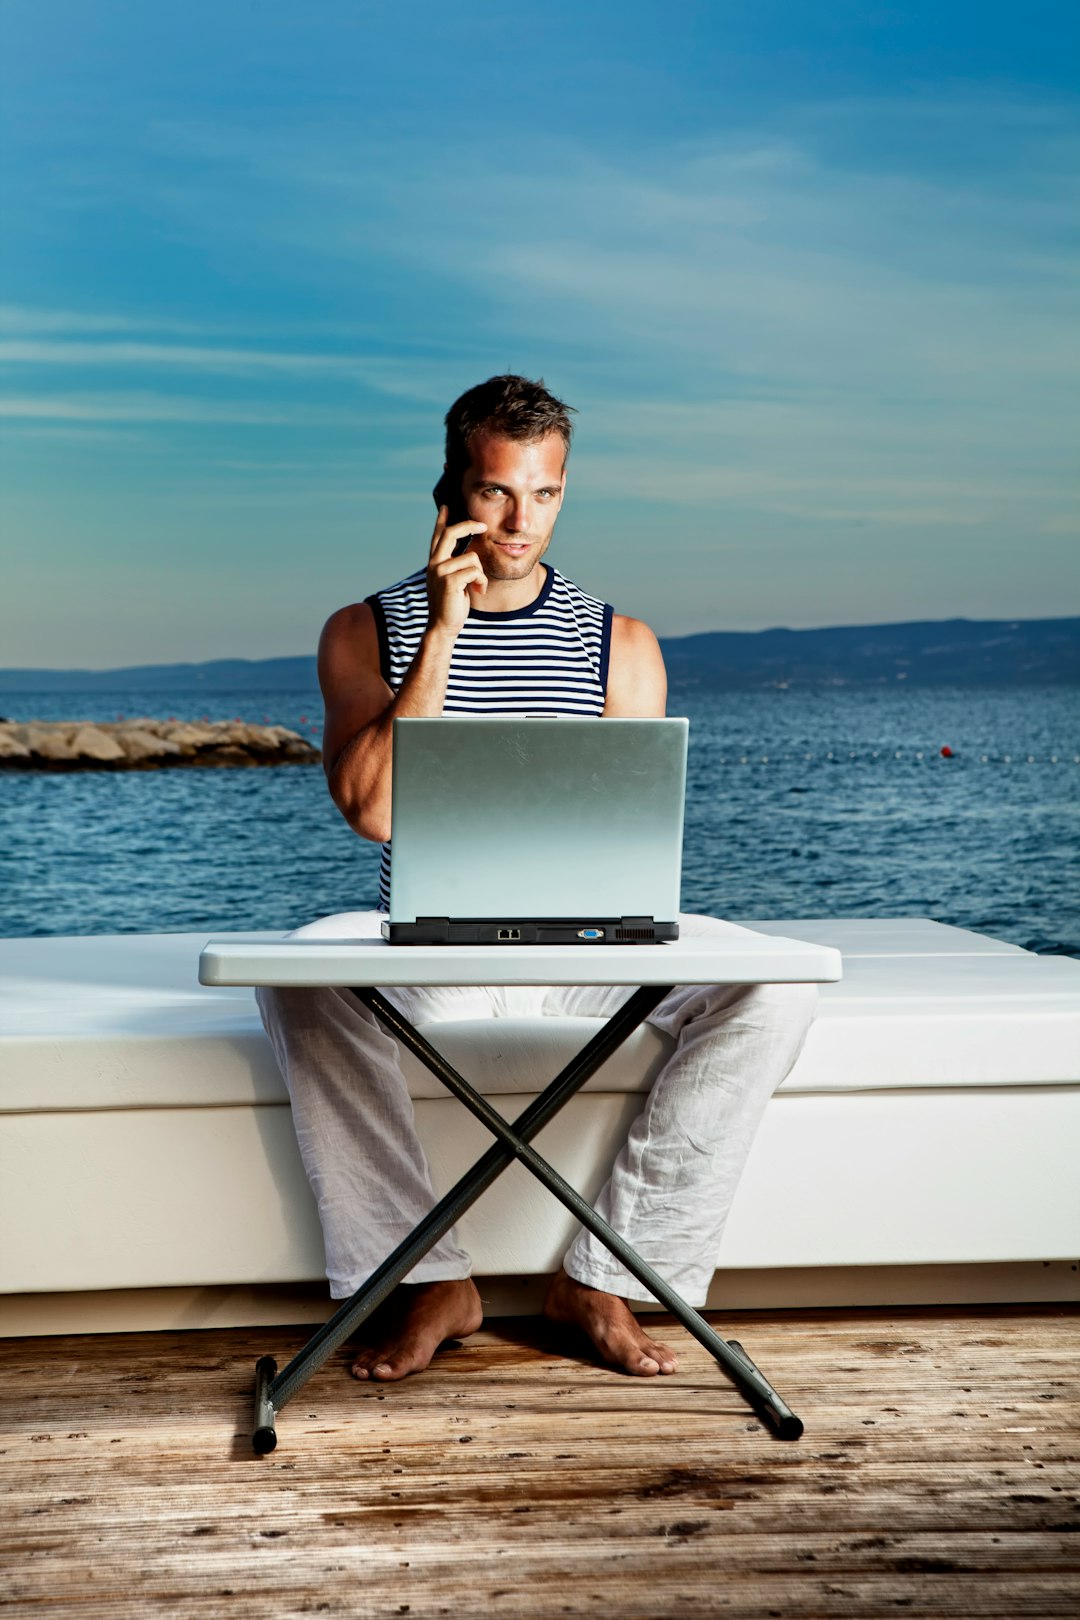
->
[0, 718, 321, 770]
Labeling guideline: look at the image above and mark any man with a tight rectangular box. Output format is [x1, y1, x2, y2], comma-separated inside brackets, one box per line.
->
[257, 374, 816, 1383]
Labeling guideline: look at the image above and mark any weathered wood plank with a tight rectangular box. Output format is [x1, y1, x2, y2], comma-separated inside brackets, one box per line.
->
[5, 1571, 1080, 1620]
[1, 1306, 1077, 1619]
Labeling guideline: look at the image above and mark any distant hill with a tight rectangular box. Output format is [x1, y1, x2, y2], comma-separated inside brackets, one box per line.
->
[659, 617, 1080, 688]
[0, 657, 323, 694]
[0, 617, 1077, 692]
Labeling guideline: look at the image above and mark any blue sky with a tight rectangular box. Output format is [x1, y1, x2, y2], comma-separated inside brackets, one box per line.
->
[2, 1, 1078, 666]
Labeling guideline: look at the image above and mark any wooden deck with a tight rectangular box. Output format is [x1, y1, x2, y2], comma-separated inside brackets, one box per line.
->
[2, 1303, 1078, 1617]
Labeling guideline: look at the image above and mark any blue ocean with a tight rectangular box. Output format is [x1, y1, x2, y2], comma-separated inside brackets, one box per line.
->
[1, 685, 1077, 954]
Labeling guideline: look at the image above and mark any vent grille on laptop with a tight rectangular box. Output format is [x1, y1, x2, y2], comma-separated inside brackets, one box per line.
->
[615, 926, 653, 941]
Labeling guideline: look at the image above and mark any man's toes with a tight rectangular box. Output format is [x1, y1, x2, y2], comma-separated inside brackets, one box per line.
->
[623, 1333, 678, 1376]
[644, 1338, 678, 1374]
[598, 1325, 658, 1377]
[367, 1349, 421, 1381]
[349, 1346, 409, 1381]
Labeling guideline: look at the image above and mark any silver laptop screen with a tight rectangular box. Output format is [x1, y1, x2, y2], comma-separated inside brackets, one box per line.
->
[388, 717, 687, 922]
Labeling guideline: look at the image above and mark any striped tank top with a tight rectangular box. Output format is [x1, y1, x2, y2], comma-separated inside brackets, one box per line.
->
[366, 564, 614, 910]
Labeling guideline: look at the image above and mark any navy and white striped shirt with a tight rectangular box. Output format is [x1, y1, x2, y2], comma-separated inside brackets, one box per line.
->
[366, 564, 614, 909]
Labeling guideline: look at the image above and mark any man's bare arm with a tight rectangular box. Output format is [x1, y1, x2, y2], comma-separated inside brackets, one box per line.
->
[318, 605, 452, 843]
[603, 614, 667, 718]
[320, 505, 489, 843]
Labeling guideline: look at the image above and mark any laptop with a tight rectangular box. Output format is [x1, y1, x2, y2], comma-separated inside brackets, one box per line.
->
[381, 716, 687, 944]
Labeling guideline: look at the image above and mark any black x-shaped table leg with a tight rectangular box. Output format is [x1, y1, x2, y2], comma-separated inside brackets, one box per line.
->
[251, 983, 803, 1451]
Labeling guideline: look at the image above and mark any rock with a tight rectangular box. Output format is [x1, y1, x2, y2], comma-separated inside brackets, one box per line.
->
[70, 725, 127, 762]
[20, 725, 81, 760]
[0, 718, 320, 768]
[208, 721, 260, 747]
[162, 723, 216, 751]
[0, 728, 32, 759]
[116, 729, 183, 761]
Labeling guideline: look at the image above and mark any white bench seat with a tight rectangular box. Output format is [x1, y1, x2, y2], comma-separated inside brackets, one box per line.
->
[1, 920, 1078, 1322]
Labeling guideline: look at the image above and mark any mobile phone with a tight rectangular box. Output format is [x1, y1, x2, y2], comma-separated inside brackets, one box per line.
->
[434, 470, 473, 555]
[433, 470, 465, 524]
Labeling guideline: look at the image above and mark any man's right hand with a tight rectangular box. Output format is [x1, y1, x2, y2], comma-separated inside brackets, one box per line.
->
[320, 507, 488, 843]
[427, 505, 488, 635]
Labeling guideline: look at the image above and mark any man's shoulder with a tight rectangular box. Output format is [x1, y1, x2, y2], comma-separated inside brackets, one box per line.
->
[604, 613, 667, 716]
[319, 600, 377, 659]
[610, 612, 662, 652]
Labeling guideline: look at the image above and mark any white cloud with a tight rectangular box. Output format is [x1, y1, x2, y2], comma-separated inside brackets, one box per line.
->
[0, 391, 412, 427]
[0, 305, 206, 335]
[133, 95, 1079, 448]
[0, 339, 373, 374]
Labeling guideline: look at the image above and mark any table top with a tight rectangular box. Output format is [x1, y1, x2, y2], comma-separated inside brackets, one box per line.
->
[198, 912, 843, 989]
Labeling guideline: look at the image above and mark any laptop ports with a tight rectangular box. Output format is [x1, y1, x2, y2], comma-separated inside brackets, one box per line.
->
[497, 928, 521, 941]
[577, 928, 605, 940]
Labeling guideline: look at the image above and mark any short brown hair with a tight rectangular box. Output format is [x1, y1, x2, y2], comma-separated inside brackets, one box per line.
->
[444, 374, 576, 487]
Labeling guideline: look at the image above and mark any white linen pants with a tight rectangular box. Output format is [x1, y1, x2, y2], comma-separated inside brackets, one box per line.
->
[255, 913, 817, 1307]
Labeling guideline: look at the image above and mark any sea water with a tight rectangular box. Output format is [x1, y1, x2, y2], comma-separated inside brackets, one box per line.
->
[1, 685, 1077, 953]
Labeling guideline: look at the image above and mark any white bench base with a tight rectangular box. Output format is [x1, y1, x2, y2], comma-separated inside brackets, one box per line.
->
[4, 918, 1078, 1335]
[2, 1261, 1078, 1339]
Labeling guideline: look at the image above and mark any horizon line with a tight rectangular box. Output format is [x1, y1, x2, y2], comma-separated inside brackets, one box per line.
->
[3, 613, 1078, 676]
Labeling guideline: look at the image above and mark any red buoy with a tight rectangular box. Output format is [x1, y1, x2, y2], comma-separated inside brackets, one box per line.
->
[940, 745, 953, 758]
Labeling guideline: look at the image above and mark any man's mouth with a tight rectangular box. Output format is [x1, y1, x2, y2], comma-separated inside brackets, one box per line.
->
[494, 541, 531, 555]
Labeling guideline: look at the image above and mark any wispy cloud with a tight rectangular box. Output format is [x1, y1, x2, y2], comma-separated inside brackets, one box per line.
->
[0, 391, 412, 427]
[0, 340, 378, 375]
[132, 95, 1080, 419]
[0, 305, 209, 336]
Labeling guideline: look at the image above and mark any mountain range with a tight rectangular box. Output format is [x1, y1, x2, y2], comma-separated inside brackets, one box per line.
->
[1, 617, 1077, 691]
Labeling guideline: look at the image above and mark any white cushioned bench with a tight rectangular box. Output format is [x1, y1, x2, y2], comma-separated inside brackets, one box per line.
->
[2, 918, 1078, 1334]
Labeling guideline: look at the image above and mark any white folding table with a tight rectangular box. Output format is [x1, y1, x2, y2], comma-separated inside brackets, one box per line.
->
[199, 924, 842, 1451]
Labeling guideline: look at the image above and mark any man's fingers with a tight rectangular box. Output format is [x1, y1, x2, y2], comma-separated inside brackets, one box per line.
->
[427, 548, 488, 629]
[429, 505, 449, 559]
[431, 555, 487, 586]
[431, 519, 488, 563]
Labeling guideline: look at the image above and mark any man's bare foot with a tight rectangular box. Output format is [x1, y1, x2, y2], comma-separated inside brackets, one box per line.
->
[543, 1268, 679, 1376]
[349, 1279, 484, 1381]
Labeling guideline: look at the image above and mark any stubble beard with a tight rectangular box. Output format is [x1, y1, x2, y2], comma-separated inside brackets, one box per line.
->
[479, 536, 550, 582]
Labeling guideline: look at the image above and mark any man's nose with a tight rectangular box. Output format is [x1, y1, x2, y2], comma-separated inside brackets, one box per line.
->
[505, 499, 528, 532]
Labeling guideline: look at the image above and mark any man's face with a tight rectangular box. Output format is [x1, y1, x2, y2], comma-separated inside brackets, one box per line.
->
[458, 429, 567, 582]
